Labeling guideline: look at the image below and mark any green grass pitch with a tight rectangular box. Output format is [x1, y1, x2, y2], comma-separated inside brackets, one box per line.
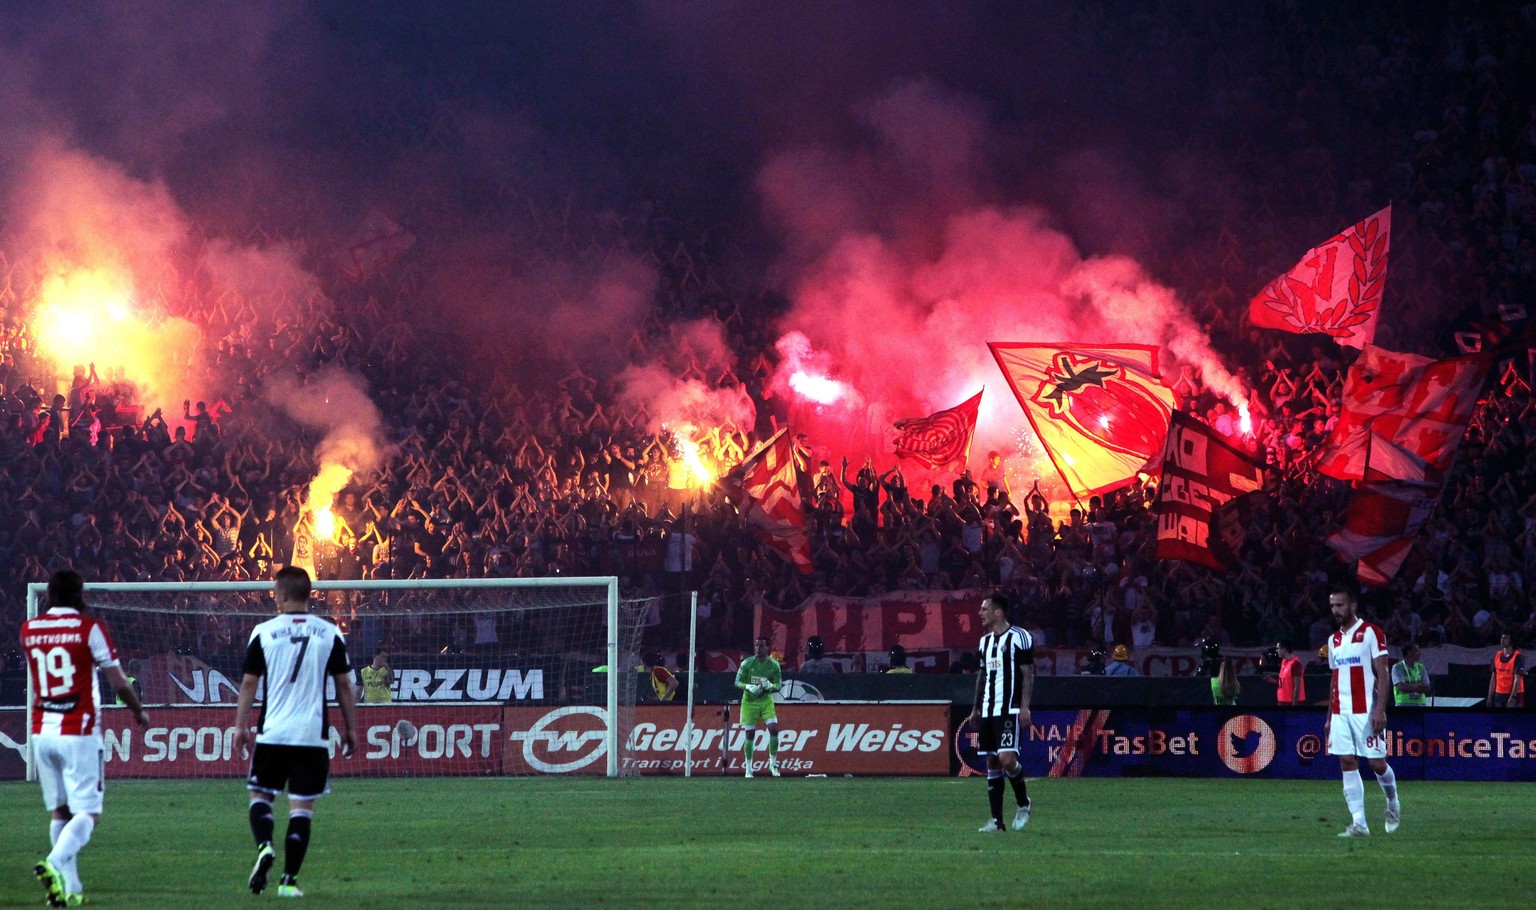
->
[3, 776, 1535, 908]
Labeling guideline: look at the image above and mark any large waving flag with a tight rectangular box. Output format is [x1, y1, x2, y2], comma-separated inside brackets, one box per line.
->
[990, 343, 1177, 499]
[1327, 478, 1439, 586]
[1154, 412, 1266, 569]
[723, 429, 813, 574]
[1316, 344, 1490, 482]
[892, 389, 982, 472]
[1249, 205, 1390, 349]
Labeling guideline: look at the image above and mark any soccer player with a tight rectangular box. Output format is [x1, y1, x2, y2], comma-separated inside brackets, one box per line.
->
[967, 592, 1034, 833]
[360, 648, 393, 704]
[23, 569, 150, 908]
[234, 566, 357, 897]
[735, 635, 781, 777]
[1325, 588, 1401, 837]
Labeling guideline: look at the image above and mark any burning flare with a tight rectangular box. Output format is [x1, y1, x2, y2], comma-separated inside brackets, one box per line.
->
[789, 370, 852, 405]
[303, 462, 353, 543]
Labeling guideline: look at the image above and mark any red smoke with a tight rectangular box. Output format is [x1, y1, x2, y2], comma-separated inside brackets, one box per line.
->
[758, 81, 1248, 493]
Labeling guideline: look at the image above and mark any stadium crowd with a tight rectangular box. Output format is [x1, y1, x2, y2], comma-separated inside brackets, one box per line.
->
[0, 2, 1534, 665]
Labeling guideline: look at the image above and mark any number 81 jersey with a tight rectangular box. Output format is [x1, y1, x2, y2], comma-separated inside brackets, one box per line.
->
[21, 607, 120, 737]
[245, 613, 350, 748]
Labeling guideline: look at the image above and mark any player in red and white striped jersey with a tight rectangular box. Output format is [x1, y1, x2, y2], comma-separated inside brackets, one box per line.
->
[21, 570, 149, 907]
[1325, 588, 1401, 838]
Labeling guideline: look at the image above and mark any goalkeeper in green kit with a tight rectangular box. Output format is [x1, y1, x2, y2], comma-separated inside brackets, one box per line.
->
[735, 636, 782, 777]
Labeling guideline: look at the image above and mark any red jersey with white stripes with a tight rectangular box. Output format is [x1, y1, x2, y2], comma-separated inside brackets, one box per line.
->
[21, 607, 121, 737]
[1328, 618, 1387, 716]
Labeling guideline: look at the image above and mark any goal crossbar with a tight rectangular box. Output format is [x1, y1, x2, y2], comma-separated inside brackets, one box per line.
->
[24, 576, 627, 777]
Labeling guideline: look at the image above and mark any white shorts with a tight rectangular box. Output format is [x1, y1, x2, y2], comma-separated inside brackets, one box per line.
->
[34, 734, 105, 815]
[1326, 713, 1387, 760]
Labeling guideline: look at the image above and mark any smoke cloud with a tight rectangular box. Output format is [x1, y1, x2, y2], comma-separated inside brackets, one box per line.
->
[758, 80, 1249, 478]
[264, 366, 387, 527]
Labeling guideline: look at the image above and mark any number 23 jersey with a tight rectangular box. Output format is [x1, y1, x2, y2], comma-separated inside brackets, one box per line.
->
[244, 613, 350, 748]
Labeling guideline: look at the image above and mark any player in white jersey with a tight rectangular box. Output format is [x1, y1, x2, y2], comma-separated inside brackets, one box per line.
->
[23, 569, 149, 908]
[1325, 589, 1401, 837]
[234, 566, 357, 897]
[967, 593, 1034, 833]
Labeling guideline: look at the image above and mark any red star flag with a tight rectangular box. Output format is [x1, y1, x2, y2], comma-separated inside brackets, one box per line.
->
[892, 389, 983, 472]
[990, 343, 1177, 499]
[1316, 344, 1491, 483]
[1154, 412, 1267, 569]
[1249, 206, 1389, 349]
[722, 429, 813, 574]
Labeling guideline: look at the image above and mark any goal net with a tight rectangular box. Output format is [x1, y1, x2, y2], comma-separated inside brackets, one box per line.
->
[22, 577, 691, 781]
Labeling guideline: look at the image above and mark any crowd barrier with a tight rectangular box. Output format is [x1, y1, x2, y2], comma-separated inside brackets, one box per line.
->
[5, 704, 1533, 780]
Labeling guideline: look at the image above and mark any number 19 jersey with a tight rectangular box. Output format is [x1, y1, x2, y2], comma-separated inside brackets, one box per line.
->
[244, 613, 350, 748]
[21, 607, 119, 737]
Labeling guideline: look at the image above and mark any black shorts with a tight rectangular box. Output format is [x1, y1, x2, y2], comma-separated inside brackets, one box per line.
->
[247, 744, 331, 800]
[976, 715, 1021, 755]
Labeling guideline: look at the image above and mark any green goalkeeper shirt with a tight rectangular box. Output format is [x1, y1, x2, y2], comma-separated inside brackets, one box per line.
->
[736, 655, 782, 705]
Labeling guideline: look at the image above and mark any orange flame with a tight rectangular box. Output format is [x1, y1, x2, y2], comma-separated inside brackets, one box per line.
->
[303, 463, 353, 543]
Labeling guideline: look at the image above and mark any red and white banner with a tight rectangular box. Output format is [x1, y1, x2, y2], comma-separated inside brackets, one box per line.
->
[757, 590, 988, 655]
[892, 389, 982, 472]
[990, 343, 1177, 498]
[1327, 479, 1440, 586]
[1249, 205, 1389, 349]
[722, 429, 813, 573]
[1317, 344, 1490, 482]
[1154, 412, 1266, 569]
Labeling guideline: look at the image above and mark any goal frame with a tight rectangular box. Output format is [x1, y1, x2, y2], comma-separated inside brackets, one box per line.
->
[24, 576, 624, 778]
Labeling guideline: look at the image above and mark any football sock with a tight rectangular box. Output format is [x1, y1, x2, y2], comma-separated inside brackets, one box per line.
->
[1006, 763, 1030, 806]
[48, 813, 94, 862]
[284, 811, 313, 878]
[987, 771, 1005, 826]
[1376, 764, 1399, 807]
[768, 731, 779, 761]
[743, 734, 756, 765]
[57, 855, 82, 895]
[1342, 769, 1366, 826]
[49, 818, 79, 892]
[249, 799, 275, 846]
[47, 812, 94, 892]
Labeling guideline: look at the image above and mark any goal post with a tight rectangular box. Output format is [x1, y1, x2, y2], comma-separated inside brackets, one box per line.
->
[21, 577, 699, 781]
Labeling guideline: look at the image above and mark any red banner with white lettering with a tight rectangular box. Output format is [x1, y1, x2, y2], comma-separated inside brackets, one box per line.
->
[1316, 344, 1491, 482]
[1249, 205, 1389, 349]
[44, 705, 504, 779]
[1154, 412, 1267, 569]
[500, 704, 950, 776]
[990, 343, 1176, 498]
[756, 590, 988, 657]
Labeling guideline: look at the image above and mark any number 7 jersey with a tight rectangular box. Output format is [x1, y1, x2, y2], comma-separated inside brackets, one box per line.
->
[244, 613, 350, 748]
[21, 607, 120, 736]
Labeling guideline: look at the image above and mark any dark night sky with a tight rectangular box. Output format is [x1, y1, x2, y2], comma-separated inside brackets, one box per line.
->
[0, 2, 1329, 250]
[0, 0, 1519, 396]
